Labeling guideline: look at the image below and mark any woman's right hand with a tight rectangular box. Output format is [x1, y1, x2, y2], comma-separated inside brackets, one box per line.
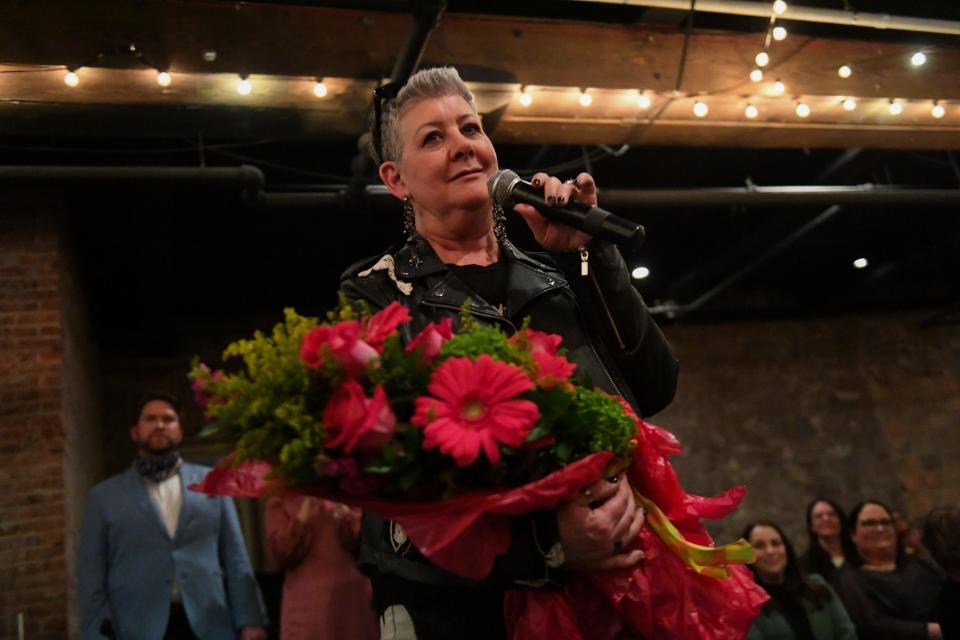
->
[928, 623, 943, 640]
[556, 473, 646, 571]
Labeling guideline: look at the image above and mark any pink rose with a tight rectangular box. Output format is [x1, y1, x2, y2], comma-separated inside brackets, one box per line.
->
[323, 380, 396, 453]
[300, 321, 379, 377]
[364, 302, 412, 350]
[405, 317, 454, 361]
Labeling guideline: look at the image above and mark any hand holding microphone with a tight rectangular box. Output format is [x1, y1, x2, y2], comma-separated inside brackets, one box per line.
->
[487, 169, 645, 252]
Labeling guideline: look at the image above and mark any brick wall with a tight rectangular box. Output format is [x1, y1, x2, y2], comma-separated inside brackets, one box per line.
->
[658, 314, 960, 547]
[0, 193, 70, 639]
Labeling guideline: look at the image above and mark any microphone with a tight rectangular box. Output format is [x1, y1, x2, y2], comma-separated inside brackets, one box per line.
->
[487, 169, 645, 251]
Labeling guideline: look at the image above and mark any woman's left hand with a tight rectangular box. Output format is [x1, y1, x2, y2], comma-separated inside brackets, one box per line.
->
[512, 171, 596, 252]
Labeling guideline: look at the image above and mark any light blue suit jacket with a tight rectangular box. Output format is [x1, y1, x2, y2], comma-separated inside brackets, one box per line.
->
[77, 462, 266, 639]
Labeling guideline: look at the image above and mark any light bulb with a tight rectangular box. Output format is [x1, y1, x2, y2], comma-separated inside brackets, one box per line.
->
[932, 102, 945, 118]
[772, 79, 786, 95]
[795, 102, 810, 118]
[637, 93, 651, 109]
[755, 51, 770, 67]
[853, 257, 868, 269]
[64, 70, 79, 87]
[156, 71, 172, 87]
[313, 81, 328, 98]
[842, 98, 857, 111]
[237, 77, 252, 95]
[579, 90, 592, 107]
[693, 100, 709, 117]
[750, 68, 764, 83]
[773, 0, 788, 15]
[888, 100, 902, 115]
[772, 26, 787, 41]
[745, 104, 759, 119]
[838, 65, 852, 78]
[518, 89, 532, 107]
[911, 51, 927, 67]
[631, 266, 650, 280]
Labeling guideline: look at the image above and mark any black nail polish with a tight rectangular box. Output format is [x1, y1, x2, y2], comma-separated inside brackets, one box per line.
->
[532, 178, 541, 187]
[557, 196, 566, 205]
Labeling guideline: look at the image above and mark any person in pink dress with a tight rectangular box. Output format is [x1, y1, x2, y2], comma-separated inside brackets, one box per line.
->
[266, 496, 379, 640]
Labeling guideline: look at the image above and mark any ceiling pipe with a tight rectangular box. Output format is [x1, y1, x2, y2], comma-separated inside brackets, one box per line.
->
[571, 0, 960, 36]
[1, 166, 959, 208]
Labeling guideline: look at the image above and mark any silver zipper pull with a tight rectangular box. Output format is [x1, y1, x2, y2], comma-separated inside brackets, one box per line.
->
[578, 245, 589, 276]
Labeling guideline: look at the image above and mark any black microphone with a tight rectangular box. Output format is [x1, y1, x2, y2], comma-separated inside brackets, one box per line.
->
[487, 169, 645, 251]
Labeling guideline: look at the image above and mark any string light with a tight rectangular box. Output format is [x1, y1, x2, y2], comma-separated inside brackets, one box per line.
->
[888, 99, 903, 115]
[579, 89, 592, 107]
[236, 76, 252, 95]
[932, 102, 945, 118]
[853, 257, 869, 269]
[518, 86, 532, 107]
[755, 51, 770, 67]
[795, 102, 811, 118]
[64, 70, 79, 87]
[772, 26, 787, 41]
[772, 79, 786, 95]
[750, 69, 764, 82]
[156, 71, 172, 87]
[842, 97, 857, 111]
[838, 65, 852, 78]
[745, 104, 759, 119]
[773, 0, 788, 15]
[911, 51, 927, 67]
[313, 80, 328, 98]
[693, 100, 709, 117]
[637, 92, 651, 109]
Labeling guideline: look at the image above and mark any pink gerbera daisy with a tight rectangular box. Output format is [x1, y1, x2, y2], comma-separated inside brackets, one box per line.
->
[411, 355, 540, 467]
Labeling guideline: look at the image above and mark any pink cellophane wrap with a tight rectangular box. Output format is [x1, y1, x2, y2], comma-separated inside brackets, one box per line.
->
[191, 419, 768, 639]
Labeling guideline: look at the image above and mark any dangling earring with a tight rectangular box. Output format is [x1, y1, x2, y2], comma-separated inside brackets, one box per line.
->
[493, 203, 508, 244]
[402, 197, 423, 268]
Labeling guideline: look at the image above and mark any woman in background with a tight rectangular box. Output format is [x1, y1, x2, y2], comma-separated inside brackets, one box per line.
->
[837, 500, 944, 640]
[745, 521, 857, 640]
[266, 496, 378, 640]
[802, 498, 858, 587]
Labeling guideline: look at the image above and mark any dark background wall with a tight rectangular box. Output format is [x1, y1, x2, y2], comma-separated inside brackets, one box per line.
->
[1, 180, 958, 638]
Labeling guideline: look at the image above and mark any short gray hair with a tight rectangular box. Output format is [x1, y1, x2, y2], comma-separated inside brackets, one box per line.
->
[369, 67, 476, 164]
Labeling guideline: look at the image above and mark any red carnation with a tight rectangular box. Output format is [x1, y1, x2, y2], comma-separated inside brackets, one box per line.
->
[411, 355, 540, 467]
[364, 301, 412, 349]
[300, 320, 379, 377]
[323, 380, 397, 453]
[532, 351, 576, 390]
[510, 328, 575, 389]
[405, 317, 454, 361]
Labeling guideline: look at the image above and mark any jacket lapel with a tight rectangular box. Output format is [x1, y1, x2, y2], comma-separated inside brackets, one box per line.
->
[125, 465, 173, 542]
[174, 463, 204, 543]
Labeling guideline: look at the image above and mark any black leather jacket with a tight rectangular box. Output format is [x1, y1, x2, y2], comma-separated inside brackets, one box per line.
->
[339, 237, 679, 639]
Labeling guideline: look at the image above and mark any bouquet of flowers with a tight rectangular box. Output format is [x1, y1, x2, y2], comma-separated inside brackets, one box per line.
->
[189, 302, 767, 639]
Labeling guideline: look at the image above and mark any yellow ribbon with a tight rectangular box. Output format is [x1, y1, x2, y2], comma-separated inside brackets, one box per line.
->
[634, 492, 755, 579]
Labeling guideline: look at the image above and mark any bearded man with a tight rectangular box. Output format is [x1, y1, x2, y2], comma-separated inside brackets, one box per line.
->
[76, 391, 267, 640]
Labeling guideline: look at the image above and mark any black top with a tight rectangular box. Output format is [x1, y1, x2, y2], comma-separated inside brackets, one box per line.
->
[446, 258, 508, 311]
[762, 581, 817, 640]
[935, 578, 960, 640]
[838, 556, 945, 639]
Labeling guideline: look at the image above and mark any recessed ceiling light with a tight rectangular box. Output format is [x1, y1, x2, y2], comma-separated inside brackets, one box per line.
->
[631, 266, 650, 280]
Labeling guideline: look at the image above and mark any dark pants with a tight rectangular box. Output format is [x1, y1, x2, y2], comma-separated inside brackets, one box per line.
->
[164, 603, 199, 640]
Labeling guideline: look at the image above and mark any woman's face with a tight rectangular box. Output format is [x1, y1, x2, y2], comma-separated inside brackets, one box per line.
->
[382, 93, 498, 222]
[750, 525, 788, 582]
[810, 501, 842, 539]
[851, 503, 897, 559]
